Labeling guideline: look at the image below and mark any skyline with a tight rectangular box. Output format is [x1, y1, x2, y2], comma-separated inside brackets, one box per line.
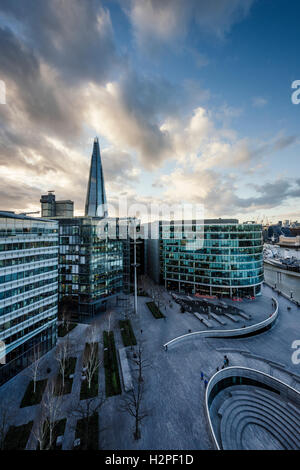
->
[0, 0, 300, 223]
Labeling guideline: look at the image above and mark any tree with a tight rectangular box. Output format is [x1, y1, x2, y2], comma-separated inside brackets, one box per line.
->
[34, 378, 63, 450]
[119, 342, 150, 440]
[27, 345, 42, 394]
[82, 325, 102, 391]
[69, 395, 106, 450]
[55, 338, 73, 391]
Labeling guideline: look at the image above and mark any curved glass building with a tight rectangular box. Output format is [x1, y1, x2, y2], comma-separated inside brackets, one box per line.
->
[159, 219, 264, 297]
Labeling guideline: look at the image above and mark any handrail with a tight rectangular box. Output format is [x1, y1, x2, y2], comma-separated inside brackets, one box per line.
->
[204, 366, 300, 450]
[163, 297, 278, 349]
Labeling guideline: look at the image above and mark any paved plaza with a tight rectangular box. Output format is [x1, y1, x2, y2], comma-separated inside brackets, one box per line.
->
[0, 283, 299, 450]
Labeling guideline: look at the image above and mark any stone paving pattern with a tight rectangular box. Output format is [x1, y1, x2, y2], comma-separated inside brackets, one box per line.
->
[0, 283, 299, 450]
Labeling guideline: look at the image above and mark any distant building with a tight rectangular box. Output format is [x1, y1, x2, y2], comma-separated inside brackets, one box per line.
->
[279, 235, 300, 249]
[266, 224, 291, 243]
[0, 212, 58, 385]
[40, 192, 74, 218]
[145, 219, 264, 297]
[85, 137, 107, 218]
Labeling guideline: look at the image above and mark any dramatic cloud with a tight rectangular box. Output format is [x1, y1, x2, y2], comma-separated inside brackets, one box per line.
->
[124, 0, 255, 50]
[85, 71, 177, 168]
[0, 0, 120, 84]
[0, 0, 299, 222]
[153, 168, 300, 218]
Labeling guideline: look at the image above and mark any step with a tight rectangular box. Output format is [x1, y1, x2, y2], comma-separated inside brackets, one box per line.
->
[221, 399, 298, 450]
[210, 313, 226, 325]
[224, 313, 239, 322]
[193, 312, 213, 328]
[230, 391, 300, 437]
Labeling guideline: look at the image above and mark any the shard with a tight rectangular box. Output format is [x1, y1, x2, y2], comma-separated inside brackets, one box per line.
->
[85, 137, 108, 218]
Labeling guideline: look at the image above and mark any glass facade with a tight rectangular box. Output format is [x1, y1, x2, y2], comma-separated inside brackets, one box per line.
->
[84, 138, 108, 218]
[160, 221, 264, 297]
[0, 212, 58, 385]
[58, 217, 123, 320]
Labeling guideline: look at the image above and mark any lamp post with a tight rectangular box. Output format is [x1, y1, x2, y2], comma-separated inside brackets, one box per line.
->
[131, 219, 141, 317]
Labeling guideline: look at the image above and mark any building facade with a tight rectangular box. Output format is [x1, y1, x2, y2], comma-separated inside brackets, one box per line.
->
[0, 212, 58, 385]
[40, 191, 74, 218]
[58, 217, 123, 320]
[146, 219, 264, 297]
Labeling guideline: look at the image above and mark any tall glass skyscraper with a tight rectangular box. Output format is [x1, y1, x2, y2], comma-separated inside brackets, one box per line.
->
[0, 212, 58, 385]
[84, 137, 108, 218]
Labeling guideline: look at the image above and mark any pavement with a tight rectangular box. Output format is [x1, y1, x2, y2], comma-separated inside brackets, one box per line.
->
[0, 283, 299, 450]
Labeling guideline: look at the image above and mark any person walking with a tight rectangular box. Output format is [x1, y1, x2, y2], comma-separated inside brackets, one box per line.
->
[200, 371, 204, 380]
[204, 379, 208, 388]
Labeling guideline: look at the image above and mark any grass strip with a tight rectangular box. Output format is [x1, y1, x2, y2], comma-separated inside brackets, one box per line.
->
[146, 301, 165, 319]
[103, 331, 122, 397]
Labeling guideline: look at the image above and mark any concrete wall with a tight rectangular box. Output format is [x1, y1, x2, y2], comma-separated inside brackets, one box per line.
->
[164, 298, 278, 349]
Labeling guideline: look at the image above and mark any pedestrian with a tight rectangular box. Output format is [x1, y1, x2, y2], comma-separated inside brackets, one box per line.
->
[204, 379, 208, 388]
[165, 345, 168, 352]
[141, 329, 143, 334]
[216, 367, 219, 372]
[200, 371, 204, 380]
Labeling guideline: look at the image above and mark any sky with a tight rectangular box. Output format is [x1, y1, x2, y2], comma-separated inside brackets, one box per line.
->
[0, 0, 300, 224]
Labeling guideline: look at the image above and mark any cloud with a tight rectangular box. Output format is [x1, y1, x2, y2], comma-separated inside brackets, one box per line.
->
[152, 167, 300, 217]
[124, 0, 255, 50]
[84, 70, 178, 169]
[252, 96, 268, 108]
[0, 0, 120, 84]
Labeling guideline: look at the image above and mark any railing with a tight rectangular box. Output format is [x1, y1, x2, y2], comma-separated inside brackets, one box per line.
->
[205, 366, 300, 450]
[163, 297, 278, 349]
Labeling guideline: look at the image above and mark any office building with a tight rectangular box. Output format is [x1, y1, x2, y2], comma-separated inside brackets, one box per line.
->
[146, 219, 264, 297]
[40, 191, 74, 218]
[58, 216, 123, 320]
[0, 212, 58, 385]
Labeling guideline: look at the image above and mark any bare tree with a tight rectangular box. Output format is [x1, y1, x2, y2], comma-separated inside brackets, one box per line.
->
[34, 379, 63, 450]
[69, 395, 106, 450]
[55, 338, 72, 391]
[27, 345, 42, 393]
[119, 342, 150, 440]
[82, 326, 102, 391]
